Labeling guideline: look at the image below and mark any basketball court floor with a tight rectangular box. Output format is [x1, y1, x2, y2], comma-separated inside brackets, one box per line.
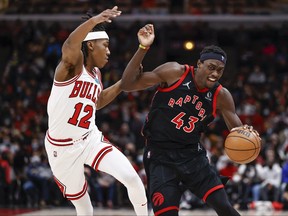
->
[14, 207, 288, 216]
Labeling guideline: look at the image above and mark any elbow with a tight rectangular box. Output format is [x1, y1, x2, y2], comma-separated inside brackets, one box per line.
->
[120, 80, 132, 92]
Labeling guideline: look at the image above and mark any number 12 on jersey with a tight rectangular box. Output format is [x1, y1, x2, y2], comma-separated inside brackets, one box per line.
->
[68, 102, 93, 129]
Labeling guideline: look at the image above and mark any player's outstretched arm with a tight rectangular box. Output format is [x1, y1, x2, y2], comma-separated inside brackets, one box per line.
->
[120, 24, 157, 91]
[55, 6, 121, 82]
[62, 6, 121, 61]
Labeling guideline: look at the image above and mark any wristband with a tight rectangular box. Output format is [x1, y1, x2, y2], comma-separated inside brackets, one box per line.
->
[139, 44, 150, 50]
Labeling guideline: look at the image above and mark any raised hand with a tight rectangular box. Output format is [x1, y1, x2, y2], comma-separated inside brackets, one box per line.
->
[93, 6, 121, 23]
[138, 24, 155, 48]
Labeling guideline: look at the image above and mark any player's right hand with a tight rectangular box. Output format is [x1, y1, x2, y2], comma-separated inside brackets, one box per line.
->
[94, 6, 121, 23]
[230, 124, 253, 132]
[231, 124, 261, 140]
[138, 24, 155, 47]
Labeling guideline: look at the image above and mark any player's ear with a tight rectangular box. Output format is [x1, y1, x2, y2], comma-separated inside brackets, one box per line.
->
[197, 60, 202, 68]
[87, 41, 94, 51]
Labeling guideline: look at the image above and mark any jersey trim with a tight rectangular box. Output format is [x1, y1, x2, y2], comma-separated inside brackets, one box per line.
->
[54, 71, 82, 87]
[66, 181, 88, 200]
[92, 145, 113, 171]
[191, 66, 209, 93]
[157, 64, 190, 92]
[212, 84, 223, 117]
[87, 68, 96, 79]
[46, 131, 73, 146]
[202, 184, 224, 202]
[46, 131, 90, 146]
[154, 206, 179, 216]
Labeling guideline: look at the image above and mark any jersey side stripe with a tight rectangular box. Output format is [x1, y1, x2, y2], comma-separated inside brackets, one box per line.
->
[91, 146, 113, 171]
[66, 181, 88, 200]
[212, 84, 223, 117]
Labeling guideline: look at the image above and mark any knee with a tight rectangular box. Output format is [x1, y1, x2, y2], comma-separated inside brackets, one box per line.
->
[122, 172, 142, 187]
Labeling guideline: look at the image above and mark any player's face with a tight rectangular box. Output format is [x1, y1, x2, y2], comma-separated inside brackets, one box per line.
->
[197, 59, 225, 89]
[93, 39, 110, 68]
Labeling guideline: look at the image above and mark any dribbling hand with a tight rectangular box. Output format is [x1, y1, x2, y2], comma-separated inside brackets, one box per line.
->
[138, 24, 155, 48]
[231, 124, 261, 141]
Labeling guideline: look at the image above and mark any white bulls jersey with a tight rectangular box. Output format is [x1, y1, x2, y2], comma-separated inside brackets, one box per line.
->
[47, 66, 103, 139]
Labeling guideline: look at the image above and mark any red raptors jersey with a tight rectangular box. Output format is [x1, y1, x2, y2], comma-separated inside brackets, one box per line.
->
[47, 66, 103, 139]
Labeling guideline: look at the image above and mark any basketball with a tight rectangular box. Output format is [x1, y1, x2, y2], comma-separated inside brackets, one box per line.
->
[224, 129, 261, 164]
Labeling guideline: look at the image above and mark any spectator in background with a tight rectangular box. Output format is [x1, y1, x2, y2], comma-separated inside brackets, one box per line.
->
[260, 149, 282, 202]
[115, 122, 136, 149]
[281, 158, 288, 206]
[95, 172, 116, 208]
[247, 65, 266, 84]
[0, 151, 12, 206]
[234, 160, 264, 209]
[23, 154, 60, 207]
[85, 166, 116, 209]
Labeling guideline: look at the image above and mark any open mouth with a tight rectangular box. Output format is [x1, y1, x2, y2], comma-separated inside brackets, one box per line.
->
[208, 77, 217, 82]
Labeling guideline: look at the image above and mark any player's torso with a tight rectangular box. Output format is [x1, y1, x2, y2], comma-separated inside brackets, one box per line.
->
[47, 66, 103, 139]
[143, 65, 222, 148]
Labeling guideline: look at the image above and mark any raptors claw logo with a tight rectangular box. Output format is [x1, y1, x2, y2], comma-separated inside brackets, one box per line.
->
[152, 192, 164, 206]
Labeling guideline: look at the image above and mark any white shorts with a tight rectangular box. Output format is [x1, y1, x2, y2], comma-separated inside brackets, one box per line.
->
[45, 128, 115, 200]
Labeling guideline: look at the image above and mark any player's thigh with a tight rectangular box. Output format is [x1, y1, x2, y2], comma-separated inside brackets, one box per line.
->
[98, 146, 138, 181]
[45, 139, 87, 196]
[182, 158, 222, 200]
[150, 181, 182, 215]
[85, 137, 138, 183]
[145, 160, 182, 213]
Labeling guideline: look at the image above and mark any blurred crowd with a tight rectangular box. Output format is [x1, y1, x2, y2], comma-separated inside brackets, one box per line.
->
[2, 0, 288, 15]
[0, 6, 288, 212]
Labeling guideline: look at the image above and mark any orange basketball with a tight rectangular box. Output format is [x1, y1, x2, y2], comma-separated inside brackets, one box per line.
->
[224, 129, 261, 164]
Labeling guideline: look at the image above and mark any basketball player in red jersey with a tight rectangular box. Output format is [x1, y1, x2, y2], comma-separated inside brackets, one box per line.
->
[44, 7, 148, 216]
[120, 24, 261, 216]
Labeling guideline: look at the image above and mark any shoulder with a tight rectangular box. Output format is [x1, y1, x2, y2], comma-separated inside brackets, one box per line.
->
[216, 86, 235, 109]
[155, 62, 185, 76]
[218, 86, 232, 98]
[162, 62, 185, 71]
[156, 62, 185, 85]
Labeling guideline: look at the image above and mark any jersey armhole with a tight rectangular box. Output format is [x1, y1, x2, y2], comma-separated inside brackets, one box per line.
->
[212, 84, 223, 117]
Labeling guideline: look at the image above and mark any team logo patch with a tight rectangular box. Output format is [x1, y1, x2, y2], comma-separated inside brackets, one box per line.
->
[205, 92, 212, 101]
[95, 77, 100, 84]
[53, 151, 57, 157]
[152, 192, 164, 206]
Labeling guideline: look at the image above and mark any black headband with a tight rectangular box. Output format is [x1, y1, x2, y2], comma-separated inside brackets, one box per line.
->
[200, 52, 226, 64]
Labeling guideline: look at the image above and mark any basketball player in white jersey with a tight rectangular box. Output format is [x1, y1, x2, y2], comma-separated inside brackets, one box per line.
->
[44, 6, 148, 216]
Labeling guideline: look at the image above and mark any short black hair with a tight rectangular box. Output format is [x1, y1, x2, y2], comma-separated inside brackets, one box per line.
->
[81, 11, 107, 66]
[200, 45, 227, 62]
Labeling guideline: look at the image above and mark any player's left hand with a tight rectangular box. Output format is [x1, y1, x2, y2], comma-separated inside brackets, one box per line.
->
[138, 24, 155, 48]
